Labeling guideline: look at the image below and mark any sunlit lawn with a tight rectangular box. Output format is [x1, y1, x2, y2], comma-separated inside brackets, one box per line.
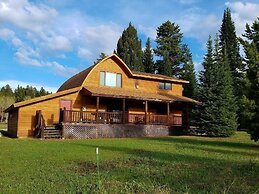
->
[0, 132, 258, 193]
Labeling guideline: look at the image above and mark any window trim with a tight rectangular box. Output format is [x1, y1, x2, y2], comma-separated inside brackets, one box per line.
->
[159, 82, 172, 90]
[100, 71, 122, 88]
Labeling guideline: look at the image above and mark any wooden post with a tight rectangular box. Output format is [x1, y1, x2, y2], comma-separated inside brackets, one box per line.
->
[96, 96, 99, 123]
[145, 100, 148, 124]
[122, 98, 126, 124]
[167, 102, 170, 125]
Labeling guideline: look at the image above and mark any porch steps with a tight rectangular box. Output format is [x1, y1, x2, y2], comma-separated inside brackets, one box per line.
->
[43, 127, 62, 139]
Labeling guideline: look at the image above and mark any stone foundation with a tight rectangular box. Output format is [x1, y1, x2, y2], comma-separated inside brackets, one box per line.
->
[62, 123, 182, 139]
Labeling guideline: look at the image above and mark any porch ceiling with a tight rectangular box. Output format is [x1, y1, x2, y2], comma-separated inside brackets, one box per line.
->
[81, 86, 199, 104]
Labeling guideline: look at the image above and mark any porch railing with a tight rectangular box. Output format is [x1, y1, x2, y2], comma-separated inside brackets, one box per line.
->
[61, 110, 182, 126]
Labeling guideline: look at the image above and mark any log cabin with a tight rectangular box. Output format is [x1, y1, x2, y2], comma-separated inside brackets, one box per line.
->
[5, 54, 198, 138]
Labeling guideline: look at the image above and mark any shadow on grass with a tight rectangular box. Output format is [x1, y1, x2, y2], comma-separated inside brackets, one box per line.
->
[179, 144, 258, 157]
[142, 136, 258, 150]
[71, 141, 258, 167]
[70, 139, 259, 193]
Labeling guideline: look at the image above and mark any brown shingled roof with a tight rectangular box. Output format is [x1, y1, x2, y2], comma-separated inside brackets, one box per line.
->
[132, 71, 189, 83]
[5, 87, 81, 112]
[82, 86, 198, 104]
[57, 65, 94, 92]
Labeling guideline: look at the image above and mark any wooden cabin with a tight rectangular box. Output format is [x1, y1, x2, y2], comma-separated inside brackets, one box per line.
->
[5, 54, 198, 138]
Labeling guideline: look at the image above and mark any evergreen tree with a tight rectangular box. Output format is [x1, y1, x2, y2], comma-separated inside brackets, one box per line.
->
[154, 21, 183, 77]
[0, 85, 15, 122]
[239, 18, 259, 141]
[180, 44, 198, 99]
[143, 37, 155, 73]
[94, 52, 107, 64]
[116, 23, 144, 71]
[197, 35, 216, 134]
[198, 35, 237, 136]
[219, 8, 244, 127]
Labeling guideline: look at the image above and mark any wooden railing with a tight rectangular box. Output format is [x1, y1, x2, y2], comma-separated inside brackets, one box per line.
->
[61, 110, 182, 126]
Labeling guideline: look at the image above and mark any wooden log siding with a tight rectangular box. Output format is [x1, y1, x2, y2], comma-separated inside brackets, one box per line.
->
[62, 110, 182, 126]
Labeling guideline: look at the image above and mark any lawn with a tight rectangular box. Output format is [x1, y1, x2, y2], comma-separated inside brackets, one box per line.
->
[0, 132, 258, 193]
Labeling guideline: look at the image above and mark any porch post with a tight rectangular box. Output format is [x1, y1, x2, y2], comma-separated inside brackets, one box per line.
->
[122, 98, 126, 124]
[167, 102, 170, 125]
[96, 96, 99, 123]
[145, 100, 148, 124]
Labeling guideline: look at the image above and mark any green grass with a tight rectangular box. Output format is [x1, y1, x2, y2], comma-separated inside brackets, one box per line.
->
[0, 132, 258, 193]
[0, 123, 7, 129]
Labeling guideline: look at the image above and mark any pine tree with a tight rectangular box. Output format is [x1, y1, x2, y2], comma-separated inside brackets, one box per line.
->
[239, 18, 259, 141]
[198, 35, 237, 136]
[180, 44, 198, 99]
[212, 36, 237, 136]
[94, 52, 107, 64]
[116, 23, 144, 71]
[143, 37, 155, 73]
[197, 35, 216, 134]
[0, 85, 15, 122]
[154, 21, 183, 77]
[219, 8, 244, 127]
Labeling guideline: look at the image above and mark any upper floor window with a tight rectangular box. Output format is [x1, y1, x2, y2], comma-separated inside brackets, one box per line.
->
[100, 71, 122, 88]
[159, 82, 172, 90]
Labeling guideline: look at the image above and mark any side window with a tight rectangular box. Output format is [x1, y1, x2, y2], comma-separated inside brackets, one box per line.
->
[159, 82, 172, 90]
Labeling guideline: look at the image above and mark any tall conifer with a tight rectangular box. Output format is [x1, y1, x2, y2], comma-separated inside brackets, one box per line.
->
[219, 8, 244, 127]
[240, 18, 259, 141]
[116, 23, 144, 71]
[198, 35, 237, 136]
[154, 21, 183, 77]
[180, 44, 198, 99]
[143, 37, 155, 73]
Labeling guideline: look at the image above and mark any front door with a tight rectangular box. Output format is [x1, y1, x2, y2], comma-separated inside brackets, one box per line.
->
[60, 99, 72, 110]
[60, 100, 72, 122]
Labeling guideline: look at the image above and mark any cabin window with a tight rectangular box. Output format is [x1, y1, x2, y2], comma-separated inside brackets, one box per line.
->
[159, 82, 172, 90]
[100, 71, 122, 87]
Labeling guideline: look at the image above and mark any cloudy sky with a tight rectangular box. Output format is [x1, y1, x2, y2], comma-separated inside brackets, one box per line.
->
[0, 0, 258, 92]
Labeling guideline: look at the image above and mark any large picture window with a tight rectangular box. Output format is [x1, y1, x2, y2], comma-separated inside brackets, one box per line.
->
[100, 71, 122, 87]
[159, 82, 172, 90]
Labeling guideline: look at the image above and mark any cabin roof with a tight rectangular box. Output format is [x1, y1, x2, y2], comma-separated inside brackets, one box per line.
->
[5, 87, 80, 112]
[82, 86, 198, 103]
[131, 71, 189, 83]
[57, 54, 189, 92]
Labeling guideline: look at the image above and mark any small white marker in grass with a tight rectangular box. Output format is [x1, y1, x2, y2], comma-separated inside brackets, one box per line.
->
[96, 147, 100, 190]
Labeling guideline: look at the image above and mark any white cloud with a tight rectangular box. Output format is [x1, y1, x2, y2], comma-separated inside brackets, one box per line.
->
[138, 25, 157, 40]
[40, 35, 72, 52]
[0, 80, 58, 93]
[0, 28, 14, 39]
[78, 24, 122, 60]
[177, 8, 220, 42]
[225, 2, 259, 36]
[78, 47, 93, 59]
[0, 0, 58, 32]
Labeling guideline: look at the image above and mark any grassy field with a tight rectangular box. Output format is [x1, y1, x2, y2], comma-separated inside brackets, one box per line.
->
[0, 122, 7, 129]
[0, 132, 258, 193]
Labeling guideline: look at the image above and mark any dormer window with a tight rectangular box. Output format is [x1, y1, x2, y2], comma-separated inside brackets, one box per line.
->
[100, 71, 122, 88]
[159, 82, 171, 90]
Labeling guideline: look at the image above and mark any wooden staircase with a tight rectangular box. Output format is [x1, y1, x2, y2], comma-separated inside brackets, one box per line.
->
[35, 110, 63, 139]
[43, 126, 62, 139]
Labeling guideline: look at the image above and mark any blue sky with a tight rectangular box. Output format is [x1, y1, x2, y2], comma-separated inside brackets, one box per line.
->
[0, 0, 258, 92]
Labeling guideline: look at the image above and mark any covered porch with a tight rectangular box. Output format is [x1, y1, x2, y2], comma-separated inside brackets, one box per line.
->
[60, 86, 192, 127]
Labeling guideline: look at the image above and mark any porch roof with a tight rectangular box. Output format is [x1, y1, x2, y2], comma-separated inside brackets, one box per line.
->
[82, 86, 199, 104]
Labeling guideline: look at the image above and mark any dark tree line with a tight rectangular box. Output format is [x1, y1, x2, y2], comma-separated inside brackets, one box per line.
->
[0, 85, 51, 122]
